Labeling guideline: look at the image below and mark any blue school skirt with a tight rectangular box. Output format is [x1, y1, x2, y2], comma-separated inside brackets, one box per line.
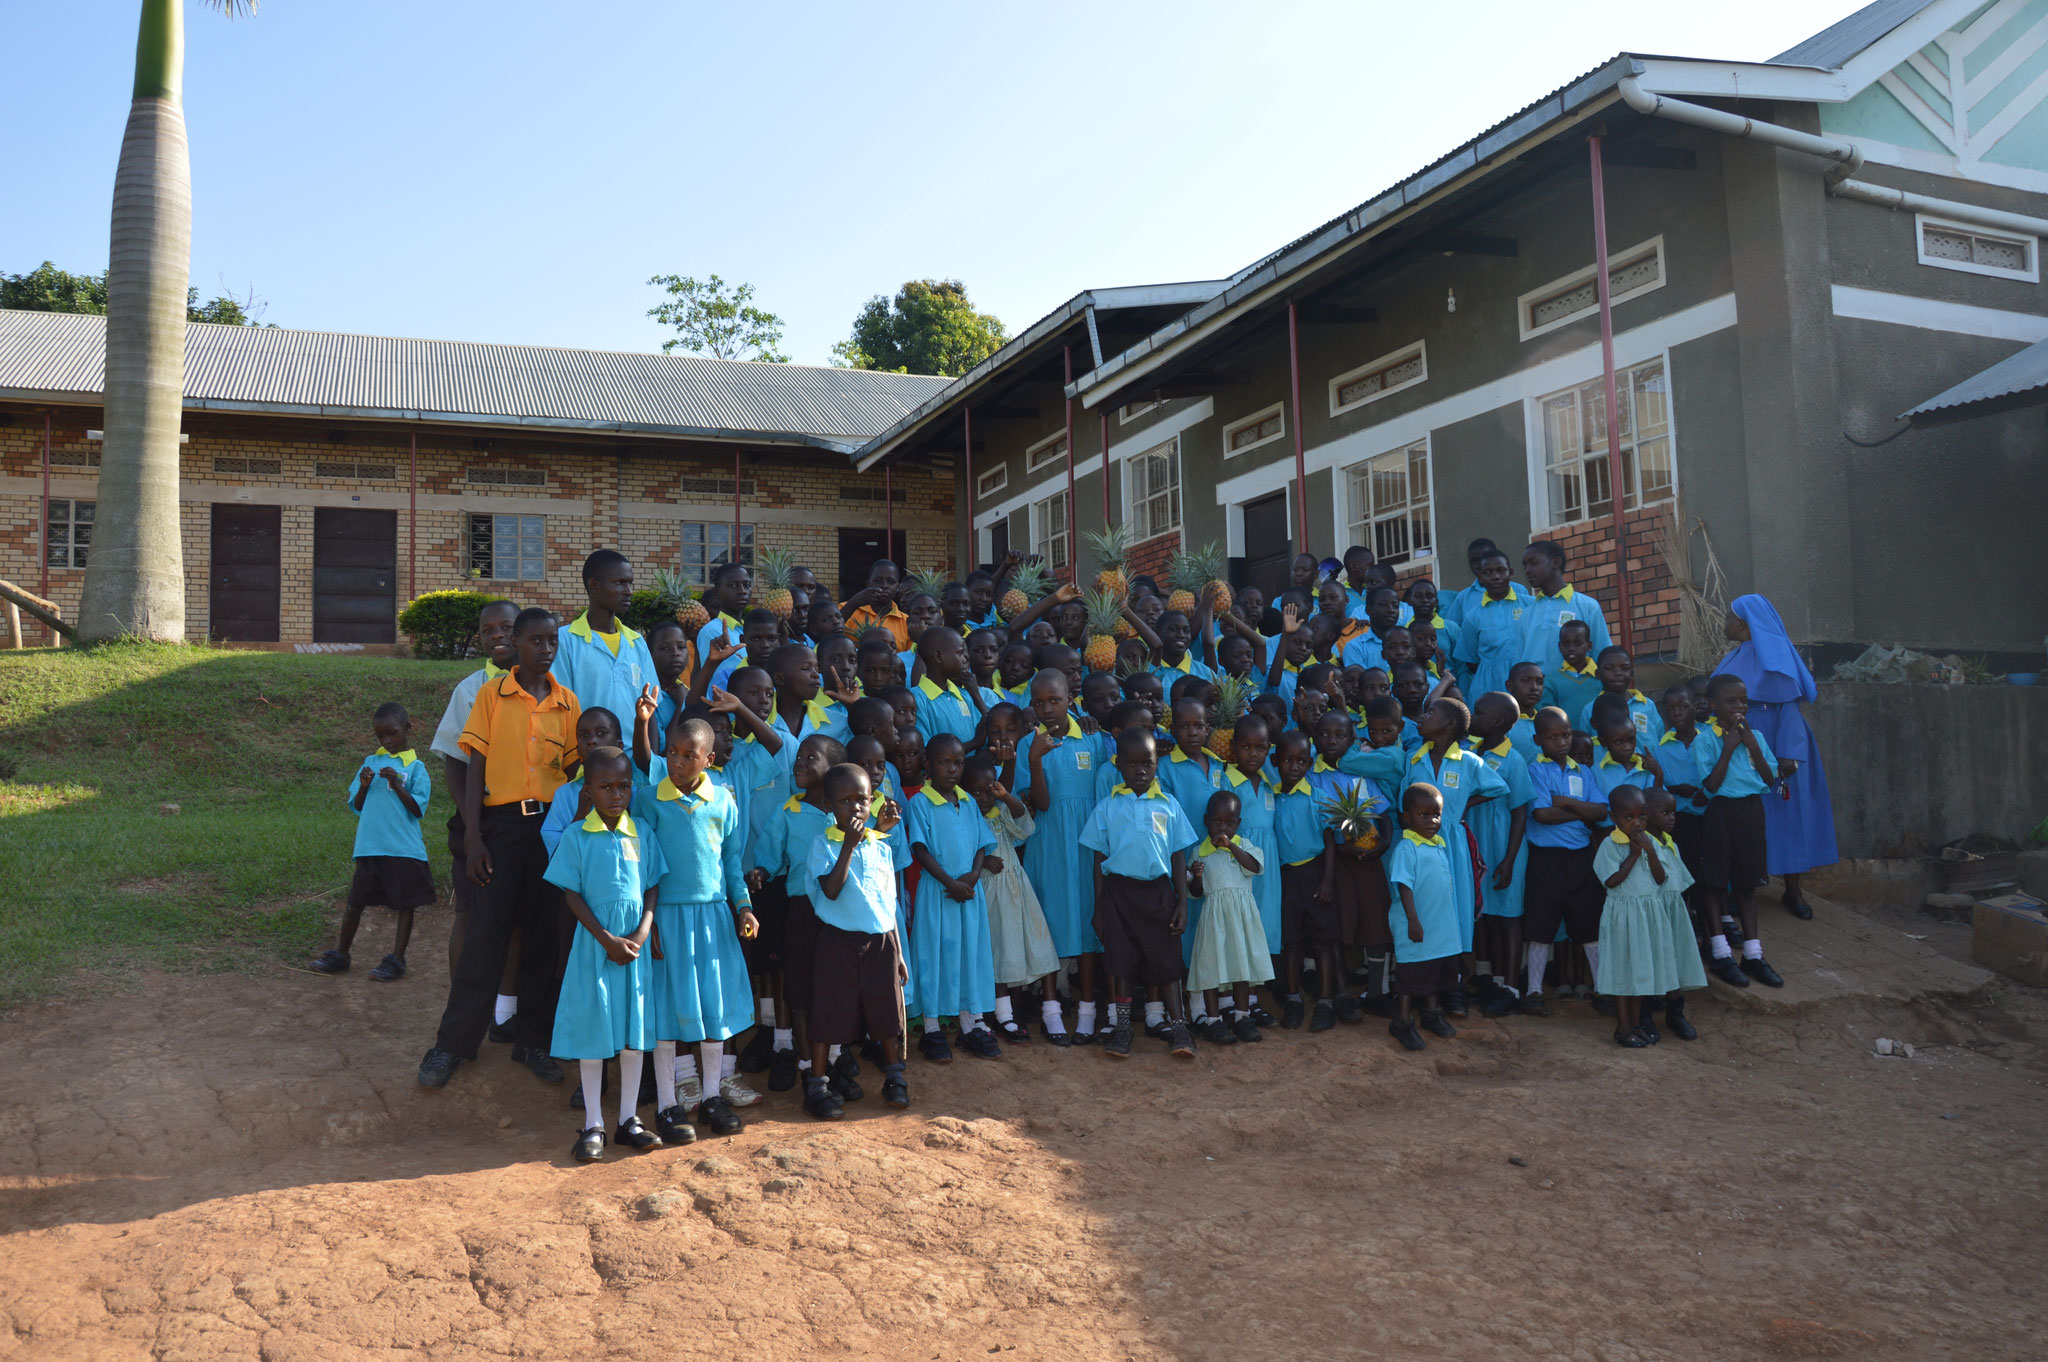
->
[552, 896, 655, 1060]
[652, 898, 755, 1043]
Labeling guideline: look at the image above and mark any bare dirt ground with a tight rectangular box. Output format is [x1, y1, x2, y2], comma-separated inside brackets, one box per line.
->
[3, 898, 2045, 1362]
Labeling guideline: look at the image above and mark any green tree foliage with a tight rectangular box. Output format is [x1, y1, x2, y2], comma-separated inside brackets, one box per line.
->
[1, 262, 269, 324]
[646, 274, 788, 362]
[831, 279, 1008, 378]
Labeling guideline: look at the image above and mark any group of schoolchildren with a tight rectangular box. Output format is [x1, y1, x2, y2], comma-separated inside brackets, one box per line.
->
[321, 536, 1800, 1164]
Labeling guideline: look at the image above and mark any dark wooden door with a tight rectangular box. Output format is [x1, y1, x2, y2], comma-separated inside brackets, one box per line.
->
[209, 503, 281, 642]
[985, 518, 1009, 574]
[836, 528, 907, 602]
[1239, 491, 1294, 605]
[313, 508, 396, 643]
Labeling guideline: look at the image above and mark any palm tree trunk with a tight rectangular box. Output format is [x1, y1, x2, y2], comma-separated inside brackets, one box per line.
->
[76, 0, 190, 642]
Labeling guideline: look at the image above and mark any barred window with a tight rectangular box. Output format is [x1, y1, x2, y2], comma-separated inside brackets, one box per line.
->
[1345, 441, 1433, 568]
[214, 456, 281, 475]
[1535, 359, 1674, 526]
[1128, 437, 1181, 543]
[315, 460, 397, 480]
[468, 513, 547, 581]
[465, 466, 547, 487]
[1031, 492, 1069, 573]
[47, 498, 93, 569]
[681, 522, 754, 585]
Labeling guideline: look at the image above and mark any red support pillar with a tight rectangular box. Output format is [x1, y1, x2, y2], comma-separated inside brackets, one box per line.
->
[1063, 345, 1077, 584]
[733, 446, 743, 564]
[1286, 300, 1309, 551]
[408, 429, 418, 603]
[962, 405, 973, 570]
[1588, 134, 1635, 654]
[1099, 410, 1110, 528]
[885, 461, 894, 554]
[40, 411, 52, 608]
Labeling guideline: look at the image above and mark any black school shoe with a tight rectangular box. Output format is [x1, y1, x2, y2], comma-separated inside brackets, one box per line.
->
[832, 1047, 862, 1081]
[655, 1105, 699, 1145]
[1614, 1028, 1651, 1049]
[767, 1047, 800, 1091]
[803, 1084, 845, 1121]
[1665, 998, 1699, 1041]
[1389, 1018, 1426, 1052]
[1708, 957, 1751, 988]
[738, 1028, 774, 1073]
[1166, 1021, 1196, 1057]
[309, 950, 350, 974]
[1420, 1008, 1457, 1039]
[1332, 994, 1364, 1024]
[959, 1027, 1003, 1060]
[1638, 1013, 1662, 1044]
[1309, 999, 1337, 1032]
[1143, 1017, 1172, 1040]
[487, 1017, 517, 1044]
[510, 1045, 564, 1084]
[1279, 997, 1306, 1030]
[1102, 1024, 1134, 1058]
[1200, 1017, 1236, 1045]
[1440, 986, 1469, 1020]
[1741, 957, 1785, 988]
[571, 1126, 607, 1162]
[882, 1075, 910, 1108]
[1233, 1015, 1263, 1043]
[1479, 980, 1520, 1017]
[1249, 1003, 1277, 1027]
[828, 1066, 865, 1103]
[695, 1095, 744, 1137]
[416, 1047, 461, 1088]
[368, 953, 407, 982]
[614, 1116, 661, 1152]
[1515, 992, 1549, 1017]
[917, 1030, 955, 1064]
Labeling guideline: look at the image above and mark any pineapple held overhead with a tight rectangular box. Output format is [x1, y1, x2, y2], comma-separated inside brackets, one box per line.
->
[1322, 783, 1385, 857]
[758, 548, 798, 621]
[1082, 523, 1133, 598]
[999, 560, 1049, 621]
[1081, 588, 1124, 673]
[1206, 674, 1252, 760]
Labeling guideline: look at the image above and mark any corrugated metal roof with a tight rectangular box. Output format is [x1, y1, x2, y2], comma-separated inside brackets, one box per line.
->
[1769, 0, 1941, 69]
[0, 309, 951, 453]
[1902, 334, 2048, 424]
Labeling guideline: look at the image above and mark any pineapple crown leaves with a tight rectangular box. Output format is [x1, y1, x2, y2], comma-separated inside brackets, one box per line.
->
[649, 569, 702, 612]
[756, 547, 797, 591]
[1190, 540, 1229, 583]
[1006, 559, 1050, 600]
[906, 567, 952, 602]
[1079, 586, 1126, 634]
[1081, 523, 1132, 568]
[1164, 548, 1205, 594]
[1211, 673, 1253, 725]
[1317, 783, 1385, 831]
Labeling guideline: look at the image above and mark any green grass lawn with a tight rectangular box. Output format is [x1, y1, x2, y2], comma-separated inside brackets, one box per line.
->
[0, 644, 474, 1009]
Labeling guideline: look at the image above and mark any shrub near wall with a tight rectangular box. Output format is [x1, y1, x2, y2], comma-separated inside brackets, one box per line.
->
[398, 591, 511, 660]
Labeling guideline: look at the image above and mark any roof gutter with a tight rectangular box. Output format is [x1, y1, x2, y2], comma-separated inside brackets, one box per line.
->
[1618, 75, 2048, 238]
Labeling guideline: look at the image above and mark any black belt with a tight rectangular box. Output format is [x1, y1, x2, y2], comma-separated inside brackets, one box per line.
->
[484, 798, 547, 818]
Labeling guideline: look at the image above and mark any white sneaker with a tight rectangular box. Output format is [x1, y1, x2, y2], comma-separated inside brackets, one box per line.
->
[719, 1074, 763, 1108]
[676, 1072, 703, 1108]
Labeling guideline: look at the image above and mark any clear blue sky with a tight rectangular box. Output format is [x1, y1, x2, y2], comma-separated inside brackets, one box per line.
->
[2, 0, 1860, 368]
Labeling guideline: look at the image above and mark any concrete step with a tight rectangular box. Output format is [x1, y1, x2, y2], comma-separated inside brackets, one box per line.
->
[1708, 879, 1993, 1014]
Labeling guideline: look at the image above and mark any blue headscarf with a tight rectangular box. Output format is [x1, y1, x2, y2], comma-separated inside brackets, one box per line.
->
[1716, 594, 1815, 705]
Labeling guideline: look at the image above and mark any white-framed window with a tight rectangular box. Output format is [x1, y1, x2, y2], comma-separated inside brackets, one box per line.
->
[1533, 358, 1674, 527]
[1345, 442, 1433, 569]
[1026, 430, 1068, 473]
[1330, 341, 1427, 415]
[1128, 436, 1182, 543]
[469, 512, 547, 581]
[1031, 490, 1070, 573]
[1916, 215, 2038, 282]
[1118, 400, 1159, 423]
[975, 463, 1009, 499]
[46, 498, 92, 569]
[1518, 236, 1665, 341]
[680, 521, 754, 586]
[1222, 403, 1286, 458]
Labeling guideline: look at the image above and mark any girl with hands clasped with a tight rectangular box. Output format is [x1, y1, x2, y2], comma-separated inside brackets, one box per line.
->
[1592, 786, 1708, 1047]
[966, 749, 1061, 1044]
[907, 734, 1005, 1062]
[1186, 790, 1274, 1045]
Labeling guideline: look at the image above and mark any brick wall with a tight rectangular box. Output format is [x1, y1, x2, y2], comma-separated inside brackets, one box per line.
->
[0, 404, 955, 646]
[1127, 531, 1180, 590]
[1543, 504, 1680, 659]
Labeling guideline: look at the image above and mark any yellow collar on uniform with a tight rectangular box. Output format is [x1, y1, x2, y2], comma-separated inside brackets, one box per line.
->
[569, 612, 642, 645]
[1225, 765, 1276, 791]
[1044, 714, 1086, 739]
[1624, 688, 1649, 704]
[1111, 780, 1166, 799]
[919, 783, 962, 807]
[1277, 777, 1312, 796]
[656, 773, 713, 805]
[716, 610, 741, 630]
[1659, 729, 1695, 746]
[1597, 751, 1645, 772]
[1535, 583, 1579, 603]
[374, 747, 417, 766]
[1706, 717, 1727, 735]
[917, 675, 966, 703]
[782, 794, 807, 813]
[1402, 829, 1447, 848]
[1656, 831, 1679, 850]
[1559, 657, 1597, 677]
[1607, 829, 1635, 845]
[1169, 747, 1209, 765]
[823, 824, 882, 844]
[1533, 754, 1580, 769]
[580, 809, 639, 835]
[1311, 756, 1336, 773]
[482, 659, 510, 679]
[1195, 836, 1237, 857]
[1158, 651, 1195, 674]
[1481, 590, 1518, 607]
[1281, 660, 1301, 675]
[1481, 738, 1513, 758]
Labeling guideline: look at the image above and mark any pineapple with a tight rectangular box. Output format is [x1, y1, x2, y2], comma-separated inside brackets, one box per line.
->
[1163, 547, 1203, 616]
[907, 567, 951, 603]
[1321, 783, 1385, 857]
[998, 560, 1048, 620]
[1083, 523, 1133, 597]
[673, 596, 709, 634]
[1206, 674, 1252, 760]
[653, 569, 709, 633]
[758, 547, 797, 621]
[1081, 588, 1124, 673]
[1192, 540, 1233, 615]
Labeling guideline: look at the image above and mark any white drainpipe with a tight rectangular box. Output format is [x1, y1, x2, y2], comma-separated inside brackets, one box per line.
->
[1618, 76, 2048, 239]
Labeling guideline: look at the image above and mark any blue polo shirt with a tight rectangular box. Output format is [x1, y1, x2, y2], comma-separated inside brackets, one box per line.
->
[1273, 777, 1330, 867]
[1384, 830, 1459, 962]
[806, 828, 899, 935]
[1540, 661, 1603, 731]
[905, 783, 997, 878]
[773, 796, 838, 898]
[1341, 629, 1391, 674]
[1160, 747, 1230, 836]
[1526, 755, 1598, 849]
[347, 749, 431, 861]
[1694, 720, 1780, 800]
[1079, 781, 1198, 880]
[1518, 585, 1612, 679]
[1655, 729, 1709, 811]
[914, 675, 983, 749]
[553, 612, 660, 759]
[693, 612, 743, 677]
[633, 773, 750, 908]
[1578, 689, 1668, 748]
[1150, 651, 1217, 693]
[1590, 751, 1657, 828]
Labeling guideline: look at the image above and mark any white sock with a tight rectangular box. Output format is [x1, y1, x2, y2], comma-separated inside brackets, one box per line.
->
[757, 997, 776, 1027]
[1710, 934, 1733, 959]
[1583, 941, 1601, 979]
[578, 1060, 603, 1130]
[1286, 992, 1303, 1003]
[959, 1010, 981, 1034]
[1041, 999, 1067, 1034]
[494, 994, 517, 1025]
[617, 1050, 644, 1127]
[772, 1027, 794, 1052]
[697, 1042, 723, 1097]
[676, 1054, 697, 1086]
[1742, 937, 1764, 960]
[993, 996, 1015, 1024]
[1524, 942, 1553, 995]
[722, 1052, 738, 1079]
[1076, 1000, 1098, 1034]
[1247, 992, 1262, 1011]
[923, 1015, 942, 1033]
[827, 1044, 842, 1063]
[1144, 1000, 1166, 1028]
[653, 1042, 677, 1111]
[798, 1058, 812, 1072]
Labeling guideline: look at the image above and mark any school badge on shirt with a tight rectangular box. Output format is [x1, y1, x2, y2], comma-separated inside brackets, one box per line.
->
[1151, 810, 1169, 837]
[1076, 751, 1092, 770]
[1567, 775, 1583, 796]
[622, 835, 640, 862]
[1443, 769, 1460, 789]
[1559, 609, 1578, 624]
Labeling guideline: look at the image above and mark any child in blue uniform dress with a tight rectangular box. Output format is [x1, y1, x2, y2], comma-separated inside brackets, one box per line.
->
[1384, 783, 1462, 1051]
[552, 550, 661, 761]
[913, 627, 990, 752]
[1696, 673, 1790, 990]
[1596, 785, 1709, 1046]
[1224, 716, 1282, 1027]
[635, 716, 759, 1145]
[1161, 698, 1230, 977]
[1465, 694, 1536, 1016]
[545, 747, 666, 1163]
[1400, 697, 1509, 1015]
[908, 733, 1002, 1062]
[1450, 550, 1529, 698]
[1016, 670, 1106, 1042]
[1187, 789, 1273, 1045]
[312, 701, 433, 982]
[539, 707, 640, 857]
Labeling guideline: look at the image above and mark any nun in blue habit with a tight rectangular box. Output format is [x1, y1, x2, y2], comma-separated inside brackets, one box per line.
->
[1716, 595, 1838, 918]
